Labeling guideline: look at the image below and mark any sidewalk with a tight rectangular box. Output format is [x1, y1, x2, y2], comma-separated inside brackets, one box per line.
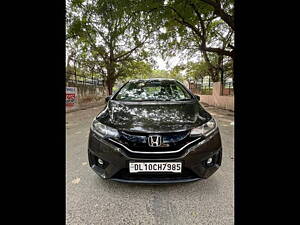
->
[66, 99, 106, 113]
[202, 103, 234, 117]
[203, 104, 234, 127]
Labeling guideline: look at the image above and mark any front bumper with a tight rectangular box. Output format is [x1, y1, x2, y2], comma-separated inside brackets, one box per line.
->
[88, 129, 222, 184]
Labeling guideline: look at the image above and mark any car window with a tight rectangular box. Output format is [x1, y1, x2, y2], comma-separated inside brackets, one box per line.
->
[114, 80, 192, 101]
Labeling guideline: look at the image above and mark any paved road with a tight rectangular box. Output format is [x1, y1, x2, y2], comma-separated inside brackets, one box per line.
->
[66, 104, 234, 225]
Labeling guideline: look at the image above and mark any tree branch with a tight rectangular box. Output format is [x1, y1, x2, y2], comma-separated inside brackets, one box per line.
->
[86, 31, 109, 64]
[114, 40, 146, 62]
[203, 47, 233, 57]
[167, 6, 203, 38]
[200, 0, 234, 30]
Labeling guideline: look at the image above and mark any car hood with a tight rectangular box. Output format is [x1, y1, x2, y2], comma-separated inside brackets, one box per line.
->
[97, 100, 212, 133]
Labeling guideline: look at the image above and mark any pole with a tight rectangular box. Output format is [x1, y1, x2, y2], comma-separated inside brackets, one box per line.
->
[221, 56, 224, 95]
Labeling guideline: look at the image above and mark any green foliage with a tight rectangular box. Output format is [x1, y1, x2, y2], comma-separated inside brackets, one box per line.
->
[150, 65, 185, 82]
[117, 60, 153, 82]
[66, 0, 162, 94]
[151, 0, 233, 53]
[223, 58, 233, 78]
[66, 0, 235, 90]
[185, 56, 233, 82]
[149, 0, 234, 81]
[152, 69, 170, 78]
[186, 61, 210, 80]
[116, 62, 186, 83]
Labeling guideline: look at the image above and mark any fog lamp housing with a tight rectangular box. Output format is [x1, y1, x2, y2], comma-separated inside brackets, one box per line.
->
[207, 157, 213, 164]
[98, 158, 104, 165]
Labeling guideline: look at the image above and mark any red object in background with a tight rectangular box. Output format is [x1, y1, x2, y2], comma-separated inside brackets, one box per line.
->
[66, 93, 76, 106]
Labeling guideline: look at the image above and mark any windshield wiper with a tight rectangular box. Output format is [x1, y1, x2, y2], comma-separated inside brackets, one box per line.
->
[140, 99, 171, 101]
[176, 99, 191, 101]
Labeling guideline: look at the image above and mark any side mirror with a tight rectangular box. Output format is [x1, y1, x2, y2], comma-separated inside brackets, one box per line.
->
[105, 96, 111, 102]
[195, 95, 200, 101]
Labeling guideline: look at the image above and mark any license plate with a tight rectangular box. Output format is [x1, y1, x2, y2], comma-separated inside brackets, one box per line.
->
[129, 162, 182, 173]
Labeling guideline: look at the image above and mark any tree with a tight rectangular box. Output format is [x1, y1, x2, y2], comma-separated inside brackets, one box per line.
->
[66, 0, 234, 89]
[186, 61, 210, 80]
[65, 38, 84, 83]
[143, 0, 234, 82]
[116, 60, 153, 82]
[198, 0, 234, 31]
[152, 69, 169, 78]
[168, 65, 186, 82]
[67, 0, 158, 94]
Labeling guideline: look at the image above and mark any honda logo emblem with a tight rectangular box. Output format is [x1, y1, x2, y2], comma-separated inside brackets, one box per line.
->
[148, 135, 162, 147]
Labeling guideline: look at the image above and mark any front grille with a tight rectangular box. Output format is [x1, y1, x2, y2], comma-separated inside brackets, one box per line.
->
[124, 150, 186, 159]
[118, 130, 198, 153]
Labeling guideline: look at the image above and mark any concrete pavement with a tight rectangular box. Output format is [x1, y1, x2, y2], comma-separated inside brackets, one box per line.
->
[66, 103, 234, 225]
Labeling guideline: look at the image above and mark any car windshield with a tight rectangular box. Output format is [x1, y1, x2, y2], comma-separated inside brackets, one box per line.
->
[114, 80, 193, 101]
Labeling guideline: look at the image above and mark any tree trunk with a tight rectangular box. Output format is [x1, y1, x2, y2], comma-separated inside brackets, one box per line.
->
[106, 78, 115, 95]
[106, 79, 112, 95]
[74, 61, 77, 85]
[106, 62, 116, 95]
[201, 50, 218, 82]
[66, 56, 70, 83]
[106, 70, 115, 96]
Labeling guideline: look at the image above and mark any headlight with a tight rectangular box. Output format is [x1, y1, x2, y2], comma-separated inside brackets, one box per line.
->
[91, 119, 119, 139]
[190, 118, 217, 137]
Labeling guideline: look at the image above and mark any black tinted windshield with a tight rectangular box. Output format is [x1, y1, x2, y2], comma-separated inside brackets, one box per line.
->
[114, 80, 193, 101]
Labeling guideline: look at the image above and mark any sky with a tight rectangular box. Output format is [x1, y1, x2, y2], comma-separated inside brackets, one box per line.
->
[153, 56, 180, 70]
[153, 54, 200, 71]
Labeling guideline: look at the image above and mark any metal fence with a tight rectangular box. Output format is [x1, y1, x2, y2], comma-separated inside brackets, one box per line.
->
[66, 72, 104, 87]
[192, 76, 213, 95]
[221, 77, 234, 96]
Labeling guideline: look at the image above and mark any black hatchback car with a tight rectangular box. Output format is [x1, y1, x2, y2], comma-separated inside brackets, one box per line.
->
[88, 78, 222, 183]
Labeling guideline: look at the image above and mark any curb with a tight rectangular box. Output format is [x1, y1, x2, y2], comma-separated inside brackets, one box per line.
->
[66, 100, 106, 113]
[200, 102, 234, 114]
